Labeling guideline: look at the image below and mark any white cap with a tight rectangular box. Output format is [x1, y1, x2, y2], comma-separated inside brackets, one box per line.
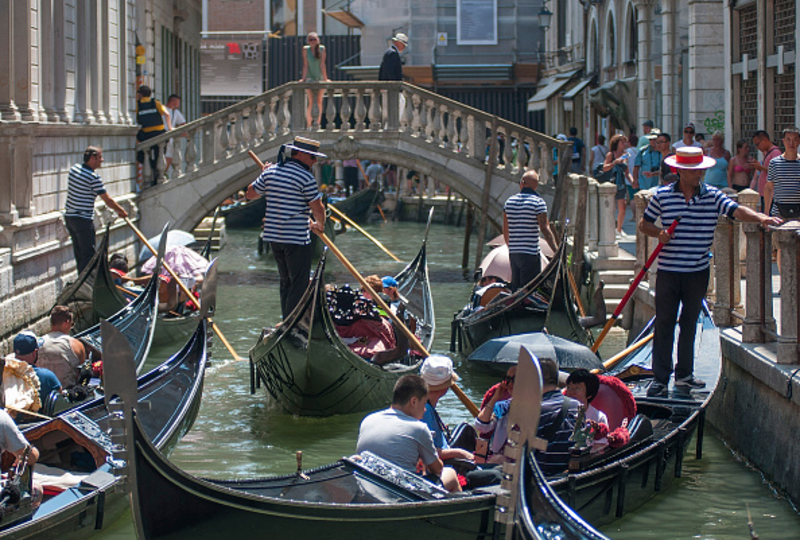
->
[420, 354, 460, 391]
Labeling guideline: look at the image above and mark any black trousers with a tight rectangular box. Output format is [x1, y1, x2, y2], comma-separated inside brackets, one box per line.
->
[509, 252, 542, 292]
[343, 166, 359, 196]
[65, 215, 96, 273]
[271, 242, 313, 320]
[652, 268, 710, 385]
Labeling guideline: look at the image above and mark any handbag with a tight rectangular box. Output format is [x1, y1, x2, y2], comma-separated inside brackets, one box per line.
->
[776, 202, 800, 220]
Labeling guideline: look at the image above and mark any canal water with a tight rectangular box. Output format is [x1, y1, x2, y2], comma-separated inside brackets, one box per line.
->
[99, 222, 799, 539]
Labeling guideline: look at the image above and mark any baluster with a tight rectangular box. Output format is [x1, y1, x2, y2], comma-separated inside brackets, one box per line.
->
[368, 89, 382, 130]
[246, 109, 257, 147]
[254, 102, 265, 143]
[279, 92, 291, 135]
[410, 94, 422, 136]
[449, 111, 460, 152]
[354, 89, 367, 130]
[400, 89, 413, 132]
[218, 121, 230, 158]
[527, 138, 538, 170]
[227, 116, 238, 155]
[266, 97, 278, 139]
[156, 142, 168, 182]
[424, 100, 435, 143]
[235, 113, 247, 152]
[340, 88, 352, 130]
[438, 105, 449, 148]
[172, 139, 184, 178]
[502, 131, 513, 169]
[539, 142, 552, 184]
[459, 113, 470, 156]
[326, 88, 337, 131]
[142, 145, 152, 186]
[512, 133, 524, 172]
[185, 128, 198, 173]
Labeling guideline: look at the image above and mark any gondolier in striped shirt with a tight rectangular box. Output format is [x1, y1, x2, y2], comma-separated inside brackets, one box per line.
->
[64, 146, 128, 273]
[639, 147, 781, 397]
[503, 170, 558, 291]
[246, 136, 327, 319]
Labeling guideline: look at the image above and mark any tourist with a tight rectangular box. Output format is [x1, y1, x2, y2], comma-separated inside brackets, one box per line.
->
[602, 134, 634, 236]
[10, 331, 61, 409]
[356, 374, 461, 492]
[633, 128, 662, 190]
[672, 122, 703, 151]
[164, 93, 186, 174]
[639, 146, 782, 397]
[342, 158, 359, 196]
[473, 366, 516, 463]
[536, 357, 580, 475]
[0, 390, 39, 466]
[764, 126, 800, 273]
[590, 134, 608, 175]
[365, 160, 384, 187]
[625, 133, 640, 200]
[246, 137, 326, 319]
[135, 85, 172, 188]
[656, 132, 675, 184]
[728, 140, 755, 192]
[503, 170, 558, 291]
[564, 369, 609, 451]
[638, 120, 655, 151]
[378, 33, 408, 81]
[300, 32, 329, 129]
[568, 127, 585, 174]
[38, 306, 87, 388]
[750, 130, 782, 211]
[64, 146, 128, 272]
[704, 131, 731, 190]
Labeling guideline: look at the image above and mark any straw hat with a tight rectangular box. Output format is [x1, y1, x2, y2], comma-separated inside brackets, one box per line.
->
[644, 128, 661, 140]
[392, 33, 409, 45]
[663, 147, 716, 170]
[284, 136, 327, 158]
[420, 355, 460, 391]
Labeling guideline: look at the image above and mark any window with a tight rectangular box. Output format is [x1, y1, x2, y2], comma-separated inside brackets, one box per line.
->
[606, 14, 616, 67]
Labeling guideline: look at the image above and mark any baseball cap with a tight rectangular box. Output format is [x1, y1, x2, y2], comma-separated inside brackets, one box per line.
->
[642, 120, 654, 128]
[382, 276, 399, 288]
[420, 355, 460, 391]
[683, 122, 696, 132]
[14, 330, 43, 356]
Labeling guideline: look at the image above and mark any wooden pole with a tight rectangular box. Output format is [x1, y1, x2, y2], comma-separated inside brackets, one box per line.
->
[123, 218, 245, 362]
[591, 333, 654, 373]
[474, 118, 499, 268]
[462, 203, 474, 271]
[329, 206, 401, 262]
[316, 231, 480, 417]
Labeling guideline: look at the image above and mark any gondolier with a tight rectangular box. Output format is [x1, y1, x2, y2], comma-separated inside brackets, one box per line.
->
[638, 147, 781, 397]
[503, 170, 558, 291]
[246, 136, 327, 319]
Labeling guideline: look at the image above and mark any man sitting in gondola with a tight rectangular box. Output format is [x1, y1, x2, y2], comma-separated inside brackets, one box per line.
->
[356, 374, 461, 493]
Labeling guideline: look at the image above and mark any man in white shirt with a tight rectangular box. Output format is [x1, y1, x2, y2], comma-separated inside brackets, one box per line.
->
[590, 135, 608, 174]
[164, 94, 187, 173]
[672, 122, 704, 151]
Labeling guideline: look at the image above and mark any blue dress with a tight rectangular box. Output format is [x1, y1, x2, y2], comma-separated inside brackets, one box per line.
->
[704, 155, 729, 189]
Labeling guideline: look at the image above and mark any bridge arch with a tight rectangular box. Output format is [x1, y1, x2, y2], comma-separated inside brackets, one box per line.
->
[136, 82, 571, 237]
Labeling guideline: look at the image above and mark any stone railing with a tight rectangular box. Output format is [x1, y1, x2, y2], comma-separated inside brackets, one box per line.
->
[134, 81, 572, 194]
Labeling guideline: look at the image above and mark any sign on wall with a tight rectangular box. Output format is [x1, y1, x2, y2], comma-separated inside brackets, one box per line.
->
[201, 40, 263, 96]
[457, 0, 497, 45]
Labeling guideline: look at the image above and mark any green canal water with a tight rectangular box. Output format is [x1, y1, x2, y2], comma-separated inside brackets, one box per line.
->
[98, 222, 799, 539]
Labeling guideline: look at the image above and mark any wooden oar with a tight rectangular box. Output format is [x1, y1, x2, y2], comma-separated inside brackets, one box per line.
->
[316, 231, 480, 417]
[246, 151, 401, 263]
[566, 267, 587, 317]
[591, 216, 683, 353]
[329, 206, 401, 262]
[123, 218, 245, 363]
[7, 406, 52, 421]
[357, 160, 387, 223]
[591, 332, 654, 374]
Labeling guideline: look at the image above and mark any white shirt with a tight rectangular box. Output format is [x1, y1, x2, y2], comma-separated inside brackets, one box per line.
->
[167, 107, 186, 129]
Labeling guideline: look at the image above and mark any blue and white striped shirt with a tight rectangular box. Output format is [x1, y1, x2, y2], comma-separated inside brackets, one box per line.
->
[766, 155, 800, 216]
[65, 164, 106, 220]
[643, 182, 738, 272]
[252, 159, 322, 245]
[504, 188, 548, 256]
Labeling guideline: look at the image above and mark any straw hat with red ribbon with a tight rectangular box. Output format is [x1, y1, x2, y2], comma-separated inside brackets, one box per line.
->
[663, 146, 716, 170]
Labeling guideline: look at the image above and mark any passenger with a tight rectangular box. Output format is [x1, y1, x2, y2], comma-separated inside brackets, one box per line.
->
[8, 331, 61, 411]
[356, 374, 461, 492]
[564, 369, 610, 451]
[381, 276, 404, 312]
[473, 366, 516, 464]
[536, 357, 580, 476]
[419, 356, 474, 462]
[38, 306, 87, 389]
[108, 253, 149, 302]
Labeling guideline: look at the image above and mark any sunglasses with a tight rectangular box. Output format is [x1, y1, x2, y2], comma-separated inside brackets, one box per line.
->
[684, 130, 694, 134]
[503, 375, 515, 383]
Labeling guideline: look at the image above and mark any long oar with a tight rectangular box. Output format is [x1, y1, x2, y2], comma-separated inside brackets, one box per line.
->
[123, 218, 245, 362]
[591, 332, 654, 374]
[329, 206, 401, 262]
[7, 406, 52, 421]
[591, 217, 682, 353]
[246, 151, 401, 263]
[316, 231, 480, 417]
[357, 160, 387, 223]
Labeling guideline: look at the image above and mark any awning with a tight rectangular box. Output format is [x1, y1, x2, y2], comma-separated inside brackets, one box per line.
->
[563, 77, 593, 100]
[323, 10, 365, 28]
[526, 70, 581, 112]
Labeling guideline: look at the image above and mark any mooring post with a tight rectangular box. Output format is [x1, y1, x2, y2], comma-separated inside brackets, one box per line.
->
[474, 118, 499, 268]
[462, 204, 474, 271]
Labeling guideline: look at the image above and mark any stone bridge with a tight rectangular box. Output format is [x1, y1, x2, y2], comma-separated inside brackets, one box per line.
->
[136, 81, 572, 238]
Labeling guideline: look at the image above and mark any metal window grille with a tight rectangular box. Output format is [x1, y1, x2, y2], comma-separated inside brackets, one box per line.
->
[774, 0, 796, 50]
[739, 4, 757, 58]
[774, 65, 796, 144]
[740, 76, 758, 143]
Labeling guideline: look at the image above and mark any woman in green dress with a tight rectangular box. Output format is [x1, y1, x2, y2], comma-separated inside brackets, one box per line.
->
[301, 32, 329, 129]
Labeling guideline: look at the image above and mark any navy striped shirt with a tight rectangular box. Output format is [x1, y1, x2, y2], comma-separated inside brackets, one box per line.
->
[643, 182, 738, 272]
[504, 188, 548, 256]
[766, 155, 800, 217]
[535, 391, 580, 476]
[252, 159, 322, 245]
[65, 164, 106, 220]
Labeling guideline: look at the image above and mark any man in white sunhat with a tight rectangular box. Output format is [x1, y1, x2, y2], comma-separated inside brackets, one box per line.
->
[246, 136, 327, 319]
[378, 33, 409, 81]
[638, 147, 782, 397]
[419, 355, 474, 463]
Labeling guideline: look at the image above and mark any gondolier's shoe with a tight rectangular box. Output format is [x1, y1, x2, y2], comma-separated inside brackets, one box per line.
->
[646, 381, 668, 397]
[674, 375, 706, 389]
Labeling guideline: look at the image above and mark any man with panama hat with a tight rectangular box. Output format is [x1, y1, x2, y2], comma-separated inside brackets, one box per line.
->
[638, 146, 782, 397]
[378, 33, 409, 81]
[246, 136, 327, 319]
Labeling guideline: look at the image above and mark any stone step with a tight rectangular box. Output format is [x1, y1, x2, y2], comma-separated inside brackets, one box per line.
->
[602, 283, 635, 299]
[596, 270, 635, 285]
[592, 254, 637, 271]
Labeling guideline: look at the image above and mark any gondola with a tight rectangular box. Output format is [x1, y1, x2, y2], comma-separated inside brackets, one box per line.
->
[331, 184, 384, 224]
[543, 306, 720, 526]
[104, 341, 607, 540]
[249, 223, 435, 417]
[451, 239, 593, 356]
[0, 317, 209, 539]
[220, 197, 265, 229]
